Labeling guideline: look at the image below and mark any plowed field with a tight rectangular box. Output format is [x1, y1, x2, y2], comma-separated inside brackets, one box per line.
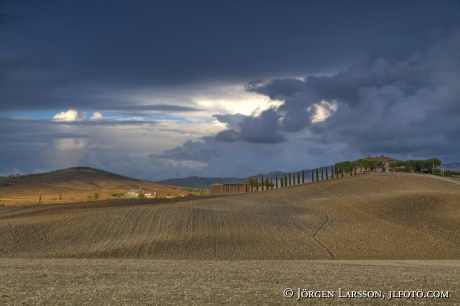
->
[1, 173, 459, 260]
[1, 259, 459, 305]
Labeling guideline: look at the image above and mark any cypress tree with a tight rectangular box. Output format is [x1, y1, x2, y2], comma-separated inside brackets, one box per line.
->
[311, 169, 314, 182]
[297, 172, 300, 184]
[261, 176, 264, 191]
[321, 167, 324, 180]
[289, 173, 292, 186]
[302, 171, 305, 184]
[316, 169, 319, 181]
[331, 166, 334, 179]
[326, 167, 328, 180]
[271, 177, 273, 189]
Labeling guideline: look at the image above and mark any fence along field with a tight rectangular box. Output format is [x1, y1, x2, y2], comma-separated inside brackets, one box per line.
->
[1, 174, 460, 260]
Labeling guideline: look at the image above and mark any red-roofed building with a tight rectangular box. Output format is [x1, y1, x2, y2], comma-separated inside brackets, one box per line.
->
[358, 155, 398, 172]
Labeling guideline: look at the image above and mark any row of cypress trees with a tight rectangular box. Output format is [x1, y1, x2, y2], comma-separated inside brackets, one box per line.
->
[310, 165, 355, 182]
[246, 171, 308, 191]
[245, 157, 446, 193]
[247, 166, 353, 192]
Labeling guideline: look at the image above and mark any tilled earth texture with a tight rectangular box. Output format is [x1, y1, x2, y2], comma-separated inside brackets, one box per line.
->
[0, 259, 458, 305]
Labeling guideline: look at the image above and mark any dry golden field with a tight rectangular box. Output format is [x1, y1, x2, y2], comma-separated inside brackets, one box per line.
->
[1, 173, 460, 305]
[0, 169, 186, 205]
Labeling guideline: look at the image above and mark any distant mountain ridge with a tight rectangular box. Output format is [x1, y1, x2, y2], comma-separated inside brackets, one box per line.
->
[157, 170, 316, 188]
[156, 176, 246, 188]
[443, 162, 460, 170]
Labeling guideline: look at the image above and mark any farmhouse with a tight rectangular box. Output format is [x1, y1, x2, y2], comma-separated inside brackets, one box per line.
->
[9, 174, 21, 179]
[126, 188, 144, 196]
[359, 155, 398, 172]
[211, 183, 251, 194]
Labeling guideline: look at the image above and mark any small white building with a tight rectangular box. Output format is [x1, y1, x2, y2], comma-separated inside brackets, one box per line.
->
[126, 188, 144, 196]
[145, 192, 157, 198]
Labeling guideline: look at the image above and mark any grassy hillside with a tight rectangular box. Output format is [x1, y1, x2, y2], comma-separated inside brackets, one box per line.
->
[0, 168, 184, 204]
[1, 173, 459, 260]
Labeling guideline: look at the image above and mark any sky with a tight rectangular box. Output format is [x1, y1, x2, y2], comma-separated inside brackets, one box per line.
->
[1, 0, 460, 180]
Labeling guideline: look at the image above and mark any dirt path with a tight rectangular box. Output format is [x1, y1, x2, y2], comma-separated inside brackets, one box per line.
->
[312, 213, 335, 259]
[426, 174, 460, 185]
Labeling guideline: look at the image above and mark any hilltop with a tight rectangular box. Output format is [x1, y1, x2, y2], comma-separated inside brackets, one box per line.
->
[1, 173, 459, 260]
[0, 167, 184, 205]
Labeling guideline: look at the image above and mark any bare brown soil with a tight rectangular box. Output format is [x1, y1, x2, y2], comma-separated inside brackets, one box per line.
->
[0, 169, 186, 205]
[0, 259, 458, 305]
[1, 173, 459, 260]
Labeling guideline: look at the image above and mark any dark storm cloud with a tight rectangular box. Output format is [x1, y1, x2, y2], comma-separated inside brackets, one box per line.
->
[1, 0, 460, 112]
[215, 25, 460, 160]
[213, 114, 246, 130]
[215, 109, 287, 143]
[2, 0, 460, 179]
[0, 13, 18, 25]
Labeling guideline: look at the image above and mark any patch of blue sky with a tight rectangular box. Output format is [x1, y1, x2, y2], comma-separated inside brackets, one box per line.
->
[1, 110, 202, 124]
[1, 110, 63, 120]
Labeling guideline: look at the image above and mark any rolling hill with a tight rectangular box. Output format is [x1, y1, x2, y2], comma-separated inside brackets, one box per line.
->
[1, 173, 459, 260]
[0, 167, 185, 205]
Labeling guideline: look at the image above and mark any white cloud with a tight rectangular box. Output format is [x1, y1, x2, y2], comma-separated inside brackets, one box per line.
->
[308, 100, 339, 123]
[54, 138, 88, 151]
[90, 111, 103, 120]
[52, 109, 87, 121]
